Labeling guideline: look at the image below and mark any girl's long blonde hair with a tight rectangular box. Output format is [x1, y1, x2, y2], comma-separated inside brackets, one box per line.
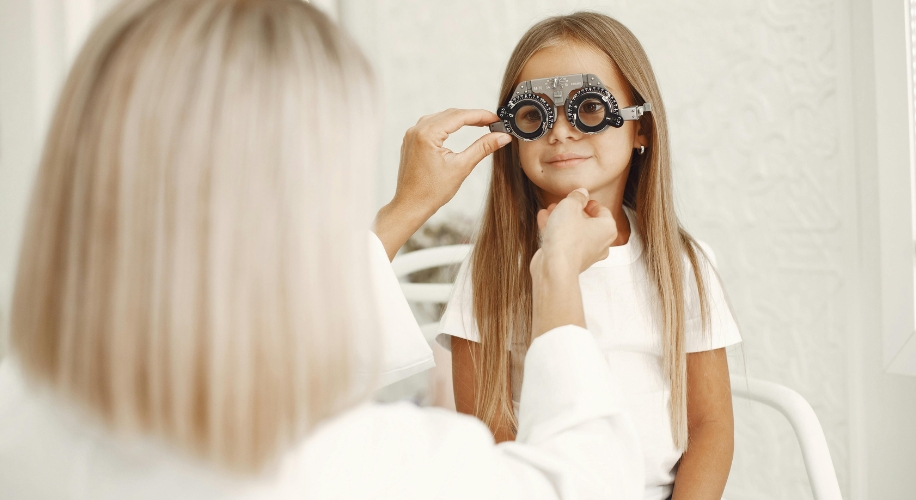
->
[471, 12, 711, 450]
[11, 0, 379, 472]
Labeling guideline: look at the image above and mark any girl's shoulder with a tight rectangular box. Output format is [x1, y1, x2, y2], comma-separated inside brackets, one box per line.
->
[680, 240, 742, 352]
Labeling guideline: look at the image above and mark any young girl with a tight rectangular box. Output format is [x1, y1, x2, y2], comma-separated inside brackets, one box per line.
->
[437, 13, 741, 500]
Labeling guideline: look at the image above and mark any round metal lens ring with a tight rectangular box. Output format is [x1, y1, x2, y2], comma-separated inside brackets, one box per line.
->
[566, 87, 620, 134]
[504, 93, 554, 141]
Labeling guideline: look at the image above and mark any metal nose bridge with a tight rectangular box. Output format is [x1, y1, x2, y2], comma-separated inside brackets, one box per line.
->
[526, 76, 572, 106]
[547, 77, 569, 106]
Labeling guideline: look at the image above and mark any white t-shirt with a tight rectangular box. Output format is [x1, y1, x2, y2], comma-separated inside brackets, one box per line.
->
[436, 207, 741, 500]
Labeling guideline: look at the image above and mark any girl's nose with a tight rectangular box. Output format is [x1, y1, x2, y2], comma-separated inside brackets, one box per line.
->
[547, 110, 580, 143]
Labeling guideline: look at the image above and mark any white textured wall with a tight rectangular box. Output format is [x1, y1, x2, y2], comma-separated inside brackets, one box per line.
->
[0, 0, 119, 354]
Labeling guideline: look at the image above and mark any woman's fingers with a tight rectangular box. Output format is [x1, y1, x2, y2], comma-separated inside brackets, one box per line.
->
[411, 108, 511, 178]
[453, 131, 511, 172]
[535, 187, 620, 273]
[566, 187, 589, 207]
[537, 208, 549, 231]
[379, 107, 517, 259]
[429, 108, 502, 135]
[583, 200, 613, 222]
[547, 188, 589, 222]
[539, 199, 610, 237]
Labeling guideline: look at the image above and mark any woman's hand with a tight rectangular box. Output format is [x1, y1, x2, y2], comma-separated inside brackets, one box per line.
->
[532, 188, 618, 277]
[374, 109, 512, 260]
[530, 188, 617, 339]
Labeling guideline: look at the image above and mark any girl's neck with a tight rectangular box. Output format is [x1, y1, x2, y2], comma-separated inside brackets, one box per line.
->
[611, 204, 631, 247]
[608, 203, 631, 247]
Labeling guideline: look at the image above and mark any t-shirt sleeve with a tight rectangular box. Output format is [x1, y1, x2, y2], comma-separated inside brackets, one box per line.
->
[684, 241, 742, 353]
[434, 255, 481, 351]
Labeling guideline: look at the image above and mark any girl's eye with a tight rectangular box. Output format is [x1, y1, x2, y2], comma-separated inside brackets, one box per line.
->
[580, 101, 603, 115]
[577, 98, 607, 127]
[514, 104, 544, 133]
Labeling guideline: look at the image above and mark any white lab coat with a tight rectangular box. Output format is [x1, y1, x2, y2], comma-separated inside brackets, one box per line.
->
[0, 235, 644, 500]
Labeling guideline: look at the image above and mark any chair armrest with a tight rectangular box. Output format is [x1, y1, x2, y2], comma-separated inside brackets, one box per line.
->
[731, 375, 843, 500]
[391, 245, 472, 277]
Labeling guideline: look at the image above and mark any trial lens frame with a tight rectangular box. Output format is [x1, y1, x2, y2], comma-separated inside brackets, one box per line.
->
[488, 73, 652, 141]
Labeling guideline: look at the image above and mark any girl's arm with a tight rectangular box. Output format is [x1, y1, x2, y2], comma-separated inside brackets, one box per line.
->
[452, 336, 516, 443]
[671, 348, 734, 500]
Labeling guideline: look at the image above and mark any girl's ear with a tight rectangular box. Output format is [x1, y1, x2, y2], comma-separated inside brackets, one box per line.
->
[633, 117, 649, 150]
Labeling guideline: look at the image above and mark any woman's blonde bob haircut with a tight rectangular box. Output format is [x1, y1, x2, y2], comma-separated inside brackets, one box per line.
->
[11, 0, 380, 472]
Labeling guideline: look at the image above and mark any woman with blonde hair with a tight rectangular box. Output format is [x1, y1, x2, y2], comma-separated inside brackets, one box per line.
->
[0, 0, 642, 498]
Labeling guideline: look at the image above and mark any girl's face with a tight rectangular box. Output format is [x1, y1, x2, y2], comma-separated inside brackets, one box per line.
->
[515, 42, 646, 207]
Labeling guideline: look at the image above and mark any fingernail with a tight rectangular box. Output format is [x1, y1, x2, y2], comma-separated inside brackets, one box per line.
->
[497, 134, 512, 147]
[573, 187, 589, 198]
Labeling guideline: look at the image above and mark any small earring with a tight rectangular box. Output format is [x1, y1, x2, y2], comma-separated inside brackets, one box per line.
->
[638, 145, 646, 155]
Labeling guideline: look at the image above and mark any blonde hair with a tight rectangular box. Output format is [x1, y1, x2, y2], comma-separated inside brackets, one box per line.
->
[11, 0, 379, 472]
[471, 12, 712, 450]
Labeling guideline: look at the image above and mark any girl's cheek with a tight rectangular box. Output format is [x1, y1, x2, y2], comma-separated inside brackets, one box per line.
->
[593, 136, 631, 170]
[518, 147, 541, 174]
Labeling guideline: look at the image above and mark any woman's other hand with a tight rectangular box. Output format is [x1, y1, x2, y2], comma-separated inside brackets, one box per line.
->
[533, 188, 617, 275]
[374, 109, 511, 260]
[530, 188, 617, 339]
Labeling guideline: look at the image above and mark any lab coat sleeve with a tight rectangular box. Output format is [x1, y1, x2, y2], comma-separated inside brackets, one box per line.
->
[495, 325, 644, 499]
[367, 232, 436, 387]
[416, 325, 643, 500]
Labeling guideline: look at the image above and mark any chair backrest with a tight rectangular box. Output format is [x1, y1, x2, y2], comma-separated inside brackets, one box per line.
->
[730, 375, 842, 500]
[391, 245, 471, 341]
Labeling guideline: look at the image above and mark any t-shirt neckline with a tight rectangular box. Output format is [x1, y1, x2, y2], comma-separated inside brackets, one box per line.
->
[589, 205, 643, 267]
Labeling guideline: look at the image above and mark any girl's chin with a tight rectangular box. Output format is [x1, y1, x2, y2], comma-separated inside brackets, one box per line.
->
[524, 172, 609, 202]
[534, 185, 591, 204]
[531, 175, 595, 192]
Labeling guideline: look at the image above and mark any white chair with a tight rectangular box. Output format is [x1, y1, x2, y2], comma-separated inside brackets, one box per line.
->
[700, 247, 841, 498]
[392, 245, 843, 500]
[730, 375, 842, 500]
[391, 244, 472, 341]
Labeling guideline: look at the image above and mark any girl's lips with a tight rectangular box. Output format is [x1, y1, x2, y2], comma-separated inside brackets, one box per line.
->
[546, 154, 591, 168]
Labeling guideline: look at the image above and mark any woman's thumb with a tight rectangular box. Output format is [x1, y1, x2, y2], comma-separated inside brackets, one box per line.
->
[566, 187, 589, 206]
[584, 200, 612, 219]
[455, 132, 512, 169]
